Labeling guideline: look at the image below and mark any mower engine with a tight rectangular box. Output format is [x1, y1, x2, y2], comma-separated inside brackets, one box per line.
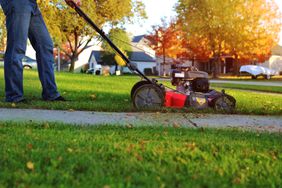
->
[171, 65, 209, 94]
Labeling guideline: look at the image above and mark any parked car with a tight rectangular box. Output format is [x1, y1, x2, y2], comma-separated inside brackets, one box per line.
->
[22, 56, 37, 69]
[0, 52, 37, 69]
[239, 65, 278, 79]
[86, 64, 102, 75]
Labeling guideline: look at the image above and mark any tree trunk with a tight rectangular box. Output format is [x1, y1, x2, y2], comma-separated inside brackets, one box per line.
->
[213, 55, 220, 78]
[233, 54, 239, 76]
[69, 55, 78, 72]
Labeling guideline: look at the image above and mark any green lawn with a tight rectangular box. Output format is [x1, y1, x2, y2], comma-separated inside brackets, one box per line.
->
[0, 122, 281, 187]
[0, 68, 281, 115]
[211, 83, 282, 93]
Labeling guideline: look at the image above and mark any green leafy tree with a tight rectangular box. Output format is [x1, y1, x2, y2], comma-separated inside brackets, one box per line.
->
[176, 0, 281, 77]
[38, 0, 145, 72]
[101, 28, 132, 66]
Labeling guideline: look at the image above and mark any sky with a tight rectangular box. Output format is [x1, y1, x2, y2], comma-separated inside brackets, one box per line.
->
[125, 0, 177, 35]
[126, 0, 282, 45]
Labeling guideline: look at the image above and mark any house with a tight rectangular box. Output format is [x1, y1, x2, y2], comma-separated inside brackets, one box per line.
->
[88, 35, 158, 75]
[266, 45, 282, 73]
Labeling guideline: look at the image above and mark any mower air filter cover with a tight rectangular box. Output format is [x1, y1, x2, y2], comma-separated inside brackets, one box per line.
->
[186, 71, 208, 79]
[172, 70, 208, 80]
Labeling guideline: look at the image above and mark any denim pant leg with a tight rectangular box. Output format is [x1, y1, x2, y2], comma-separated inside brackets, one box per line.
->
[28, 13, 60, 100]
[4, 11, 31, 102]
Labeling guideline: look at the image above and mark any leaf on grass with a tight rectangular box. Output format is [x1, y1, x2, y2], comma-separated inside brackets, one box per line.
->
[233, 177, 241, 184]
[26, 161, 34, 170]
[126, 124, 133, 129]
[173, 122, 181, 128]
[67, 148, 73, 153]
[44, 122, 50, 129]
[185, 142, 197, 150]
[90, 94, 97, 100]
[135, 153, 143, 161]
[57, 156, 63, 161]
[126, 144, 135, 153]
[27, 144, 33, 150]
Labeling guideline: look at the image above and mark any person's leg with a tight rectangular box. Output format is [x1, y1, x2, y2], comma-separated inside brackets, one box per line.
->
[28, 12, 61, 100]
[4, 9, 31, 102]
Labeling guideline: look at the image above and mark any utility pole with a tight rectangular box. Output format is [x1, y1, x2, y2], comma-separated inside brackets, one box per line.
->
[57, 47, 61, 72]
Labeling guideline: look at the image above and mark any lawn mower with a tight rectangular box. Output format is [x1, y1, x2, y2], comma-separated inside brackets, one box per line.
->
[66, 1, 236, 113]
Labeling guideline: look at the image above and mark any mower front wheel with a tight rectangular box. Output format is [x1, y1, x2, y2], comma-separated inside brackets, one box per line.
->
[213, 94, 236, 113]
[132, 84, 164, 110]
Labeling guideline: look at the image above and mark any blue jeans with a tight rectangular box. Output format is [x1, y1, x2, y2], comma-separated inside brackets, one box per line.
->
[0, 0, 60, 102]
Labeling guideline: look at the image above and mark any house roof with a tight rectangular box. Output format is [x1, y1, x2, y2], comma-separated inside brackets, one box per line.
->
[90, 50, 156, 63]
[89, 50, 102, 62]
[132, 35, 145, 43]
[131, 51, 156, 62]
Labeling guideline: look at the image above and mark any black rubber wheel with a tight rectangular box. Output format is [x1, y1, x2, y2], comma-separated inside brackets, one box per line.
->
[213, 95, 236, 113]
[132, 84, 164, 110]
[131, 80, 151, 100]
[264, 75, 271, 80]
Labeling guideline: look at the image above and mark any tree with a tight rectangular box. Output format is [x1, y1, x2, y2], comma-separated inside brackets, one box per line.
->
[146, 19, 185, 75]
[38, 0, 145, 72]
[101, 28, 132, 67]
[176, 0, 281, 77]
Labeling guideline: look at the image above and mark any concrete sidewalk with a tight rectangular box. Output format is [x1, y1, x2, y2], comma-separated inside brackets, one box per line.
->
[0, 108, 281, 132]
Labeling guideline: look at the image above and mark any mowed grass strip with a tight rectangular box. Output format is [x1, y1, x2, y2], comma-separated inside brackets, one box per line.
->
[0, 68, 281, 115]
[0, 122, 281, 187]
[211, 83, 282, 93]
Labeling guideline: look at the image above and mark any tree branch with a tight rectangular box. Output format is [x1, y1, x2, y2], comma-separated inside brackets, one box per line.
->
[66, 36, 74, 54]
[77, 38, 93, 56]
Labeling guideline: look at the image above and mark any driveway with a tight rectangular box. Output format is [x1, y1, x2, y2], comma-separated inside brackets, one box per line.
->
[0, 108, 281, 132]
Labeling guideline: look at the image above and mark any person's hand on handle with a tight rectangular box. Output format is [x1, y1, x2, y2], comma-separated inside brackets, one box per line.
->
[65, 0, 81, 8]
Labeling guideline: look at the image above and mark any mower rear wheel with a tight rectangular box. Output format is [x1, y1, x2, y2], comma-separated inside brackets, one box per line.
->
[131, 80, 151, 100]
[132, 84, 164, 110]
[213, 95, 236, 113]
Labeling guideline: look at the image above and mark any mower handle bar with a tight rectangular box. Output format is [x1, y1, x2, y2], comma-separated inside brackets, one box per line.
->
[65, 1, 153, 83]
